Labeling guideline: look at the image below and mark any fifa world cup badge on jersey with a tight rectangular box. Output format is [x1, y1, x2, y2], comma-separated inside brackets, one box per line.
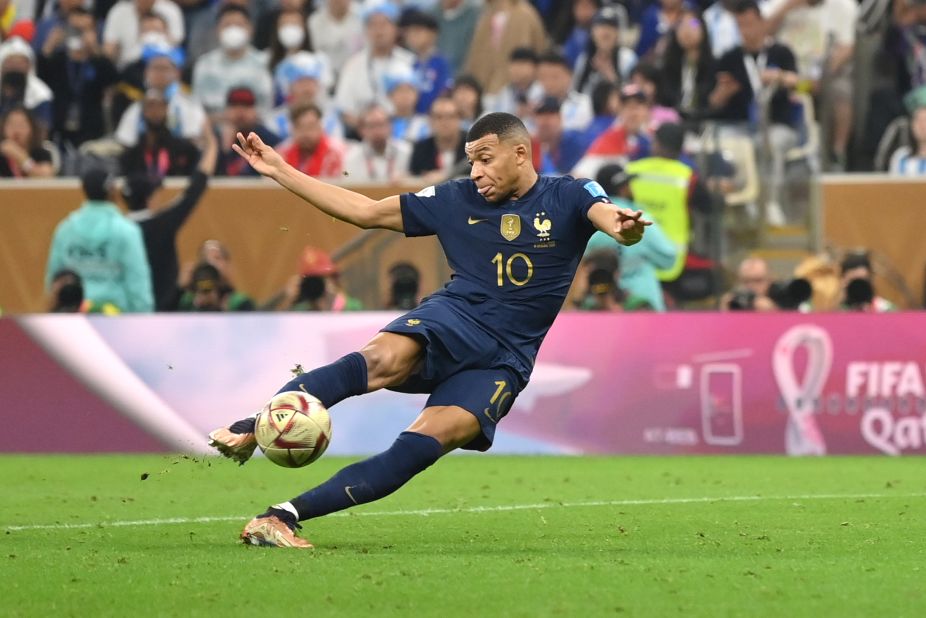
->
[501, 214, 521, 241]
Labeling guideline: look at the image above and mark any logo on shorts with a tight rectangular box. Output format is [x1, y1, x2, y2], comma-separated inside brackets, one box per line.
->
[500, 214, 521, 241]
[406, 318, 421, 326]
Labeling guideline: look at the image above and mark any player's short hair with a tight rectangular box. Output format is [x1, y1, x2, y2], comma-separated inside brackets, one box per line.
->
[466, 112, 530, 145]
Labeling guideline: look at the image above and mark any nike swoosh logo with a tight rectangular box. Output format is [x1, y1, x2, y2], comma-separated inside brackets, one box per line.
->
[468, 217, 486, 225]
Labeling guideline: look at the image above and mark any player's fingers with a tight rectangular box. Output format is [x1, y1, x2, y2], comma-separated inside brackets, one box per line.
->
[235, 131, 249, 151]
[247, 131, 265, 150]
[231, 143, 247, 159]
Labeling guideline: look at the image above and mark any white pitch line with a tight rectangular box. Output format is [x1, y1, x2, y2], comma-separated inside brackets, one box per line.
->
[5, 492, 925, 533]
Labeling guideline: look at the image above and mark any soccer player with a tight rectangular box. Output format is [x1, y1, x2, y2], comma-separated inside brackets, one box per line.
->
[211, 112, 649, 548]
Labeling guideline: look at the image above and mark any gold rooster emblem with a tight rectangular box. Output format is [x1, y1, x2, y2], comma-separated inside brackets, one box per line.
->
[533, 212, 552, 238]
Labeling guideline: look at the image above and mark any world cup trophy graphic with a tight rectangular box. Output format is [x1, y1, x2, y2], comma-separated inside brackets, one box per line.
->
[772, 325, 834, 456]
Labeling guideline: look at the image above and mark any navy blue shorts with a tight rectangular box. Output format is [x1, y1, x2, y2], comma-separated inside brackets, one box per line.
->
[381, 294, 527, 451]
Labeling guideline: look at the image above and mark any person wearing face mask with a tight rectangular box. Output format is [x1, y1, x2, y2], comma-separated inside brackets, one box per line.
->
[267, 8, 318, 78]
[192, 4, 274, 119]
[102, 0, 185, 69]
[113, 42, 207, 149]
[254, 0, 312, 51]
[110, 12, 172, 124]
[0, 37, 53, 130]
[36, 7, 119, 149]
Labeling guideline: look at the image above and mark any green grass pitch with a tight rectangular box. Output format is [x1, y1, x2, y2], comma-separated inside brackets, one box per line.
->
[2, 454, 925, 617]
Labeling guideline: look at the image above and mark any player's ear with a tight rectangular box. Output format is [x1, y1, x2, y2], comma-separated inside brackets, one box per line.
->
[513, 142, 529, 166]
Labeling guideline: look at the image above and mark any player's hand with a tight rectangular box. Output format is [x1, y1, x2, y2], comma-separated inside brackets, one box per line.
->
[613, 208, 651, 246]
[231, 131, 285, 178]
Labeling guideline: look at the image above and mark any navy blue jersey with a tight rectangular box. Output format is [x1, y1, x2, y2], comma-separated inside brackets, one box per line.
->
[399, 175, 611, 375]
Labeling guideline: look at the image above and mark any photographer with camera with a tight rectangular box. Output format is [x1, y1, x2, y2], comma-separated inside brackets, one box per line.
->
[385, 262, 422, 310]
[839, 251, 896, 312]
[721, 256, 813, 311]
[263, 246, 363, 312]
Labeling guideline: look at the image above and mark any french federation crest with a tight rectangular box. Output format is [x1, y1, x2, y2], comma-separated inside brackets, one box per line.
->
[500, 214, 521, 241]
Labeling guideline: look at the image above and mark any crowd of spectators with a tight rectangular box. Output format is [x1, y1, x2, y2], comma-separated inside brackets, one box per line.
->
[0, 0, 909, 312]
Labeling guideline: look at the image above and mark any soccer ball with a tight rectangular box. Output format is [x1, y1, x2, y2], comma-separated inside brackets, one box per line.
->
[254, 391, 331, 468]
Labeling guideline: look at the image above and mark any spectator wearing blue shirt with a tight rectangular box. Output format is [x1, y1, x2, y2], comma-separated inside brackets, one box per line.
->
[32, 0, 86, 55]
[561, 0, 600, 68]
[585, 163, 677, 311]
[385, 67, 431, 143]
[635, 0, 688, 62]
[400, 9, 453, 115]
[533, 96, 588, 175]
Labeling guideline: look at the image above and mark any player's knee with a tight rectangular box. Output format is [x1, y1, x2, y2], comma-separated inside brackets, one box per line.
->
[406, 406, 481, 452]
[361, 336, 419, 387]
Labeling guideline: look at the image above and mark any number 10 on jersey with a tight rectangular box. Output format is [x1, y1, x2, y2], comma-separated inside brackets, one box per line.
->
[491, 252, 534, 287]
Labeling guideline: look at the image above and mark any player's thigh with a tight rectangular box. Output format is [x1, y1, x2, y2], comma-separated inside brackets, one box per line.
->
[360, 331, 425, 389]
[420, 367, 522, 452]
[405, 405, 482, 453]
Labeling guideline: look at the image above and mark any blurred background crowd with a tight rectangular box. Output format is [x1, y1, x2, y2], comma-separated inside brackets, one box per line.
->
[0, 0, 916, 313]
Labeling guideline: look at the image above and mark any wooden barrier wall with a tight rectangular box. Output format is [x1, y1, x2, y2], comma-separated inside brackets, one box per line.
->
[0, 179, 448, 314]
[2, 176, 922, 313]
[821, 176, 926, 309]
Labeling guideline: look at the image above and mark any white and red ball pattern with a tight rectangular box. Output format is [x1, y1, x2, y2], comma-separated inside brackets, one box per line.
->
[254, 391, 331, 468]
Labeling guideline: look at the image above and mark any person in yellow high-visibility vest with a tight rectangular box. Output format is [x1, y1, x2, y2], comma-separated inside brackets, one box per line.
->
[625, 122, 713, 285]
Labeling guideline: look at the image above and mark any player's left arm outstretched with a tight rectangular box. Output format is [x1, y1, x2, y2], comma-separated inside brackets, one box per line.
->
[587, 201, 651, 246]
[231, 131, 404, 232]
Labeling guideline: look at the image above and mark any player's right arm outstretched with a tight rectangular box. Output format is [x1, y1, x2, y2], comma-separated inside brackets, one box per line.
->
[231, 131, 404, 232]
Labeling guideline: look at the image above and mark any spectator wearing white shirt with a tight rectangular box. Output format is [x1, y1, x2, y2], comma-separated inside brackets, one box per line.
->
[308, 0, 364, 78]
[762, 0, 858, 169]
[536, 51, 593, 132]
[703, 0, 743, 59]
[102, 0, 185, 69]
[342, 103, 411, 183]
[115, 44, 207, 147]
[192, 5, 274, 118]
[334, 1, 413, 132]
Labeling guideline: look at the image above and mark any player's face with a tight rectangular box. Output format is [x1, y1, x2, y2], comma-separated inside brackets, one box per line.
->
[466, 134, 525, 203]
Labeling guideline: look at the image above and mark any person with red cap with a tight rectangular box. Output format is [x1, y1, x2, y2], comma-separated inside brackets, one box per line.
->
[263, 245, 362, 311]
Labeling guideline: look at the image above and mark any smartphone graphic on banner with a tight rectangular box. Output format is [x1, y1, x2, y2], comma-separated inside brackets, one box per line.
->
[700, 364, 743, 446]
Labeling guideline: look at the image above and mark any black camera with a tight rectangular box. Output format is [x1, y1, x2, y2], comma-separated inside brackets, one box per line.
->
[845, 278, 874, 309]
[299, 276, 327, 302]
[726, 287, 756, 311]
[388, 263, 420, 310]
[767, 278, 812, 310]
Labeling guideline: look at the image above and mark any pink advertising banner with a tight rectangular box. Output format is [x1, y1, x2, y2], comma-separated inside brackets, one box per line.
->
[1, 313, 924, 456]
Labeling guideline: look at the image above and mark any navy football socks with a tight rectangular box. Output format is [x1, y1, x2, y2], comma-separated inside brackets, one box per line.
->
[228, 352, 369, 434]
[276, 351, 369, 408]
[286, 432, 444, 521]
